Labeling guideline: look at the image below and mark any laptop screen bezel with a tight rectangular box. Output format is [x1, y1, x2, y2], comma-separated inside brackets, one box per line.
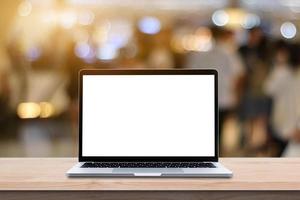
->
[79, 69, 218, 162]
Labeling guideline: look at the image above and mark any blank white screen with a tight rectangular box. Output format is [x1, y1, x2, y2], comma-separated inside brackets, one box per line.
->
[82, 75, 215, 157]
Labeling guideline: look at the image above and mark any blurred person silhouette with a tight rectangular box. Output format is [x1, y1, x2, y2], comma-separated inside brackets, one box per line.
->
[185, 27, 245, 149]
[279, 44, 300, 157]
[239, 27, 271, 71]
[284, 63, 300, 156]
[238, 27, 272, 119]
[264, 40, 294, 156]
[238, 27, 272, 155]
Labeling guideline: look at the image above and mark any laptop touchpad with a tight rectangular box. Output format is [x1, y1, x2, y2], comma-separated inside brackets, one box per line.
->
[113, 168, 183, 174]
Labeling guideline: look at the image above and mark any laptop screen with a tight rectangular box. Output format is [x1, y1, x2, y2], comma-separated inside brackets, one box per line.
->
[82, 74, 215, 157]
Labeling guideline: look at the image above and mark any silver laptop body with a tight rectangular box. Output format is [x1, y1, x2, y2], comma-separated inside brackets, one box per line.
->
[67, 69, 232, 177]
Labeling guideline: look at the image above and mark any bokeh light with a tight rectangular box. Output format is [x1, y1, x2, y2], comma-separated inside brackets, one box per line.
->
[39, 102, 55, 118]
[17, 102, 41, 119]
[59, 10, 77, 29]
[280, 22, 297, 39]
[18, 0, 32, 17]
[97, 44, 119, 60]
[138, 16, 161, 34]
[74, 42, 91, 59]
[212, 10, 229, 27]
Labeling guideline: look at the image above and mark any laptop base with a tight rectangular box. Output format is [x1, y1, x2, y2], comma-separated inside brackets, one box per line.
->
[67, 162, 232, 177]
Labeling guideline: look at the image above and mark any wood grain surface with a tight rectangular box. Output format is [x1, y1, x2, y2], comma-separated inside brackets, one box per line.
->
[2, 191, 300, 200]
[0, 158, 300, 191]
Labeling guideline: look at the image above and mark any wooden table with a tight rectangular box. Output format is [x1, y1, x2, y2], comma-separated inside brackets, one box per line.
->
[1, 158, 300, 200]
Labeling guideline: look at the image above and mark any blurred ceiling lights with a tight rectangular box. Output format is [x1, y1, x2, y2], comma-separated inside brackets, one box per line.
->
[212, 8, 260, 29]
[74, 42, 92, 59]
[17, 102, 41, 119]
[171, 27, 212, 53]
[72, 18, 133, 62]
[97, 43, 119, 60]
[14, 0, 300, 61]
[280, 22, 297, 39]
[39, 102, 55, 118]
[17, 102, 55, 119]
[138, 16, 161, 35]
[212, 10, 229, 26]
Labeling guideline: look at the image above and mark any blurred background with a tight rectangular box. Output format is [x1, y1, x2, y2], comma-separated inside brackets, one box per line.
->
[1, 0, 300, 157]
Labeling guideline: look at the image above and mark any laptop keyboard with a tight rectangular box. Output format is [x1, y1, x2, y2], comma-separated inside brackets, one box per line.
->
[81, 162, 216, 168]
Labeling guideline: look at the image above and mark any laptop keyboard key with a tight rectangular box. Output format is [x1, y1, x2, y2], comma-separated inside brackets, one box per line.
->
[81, 162, 216, 168]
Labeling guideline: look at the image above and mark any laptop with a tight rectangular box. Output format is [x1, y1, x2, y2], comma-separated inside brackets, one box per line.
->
[67, 69, 232, 177]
